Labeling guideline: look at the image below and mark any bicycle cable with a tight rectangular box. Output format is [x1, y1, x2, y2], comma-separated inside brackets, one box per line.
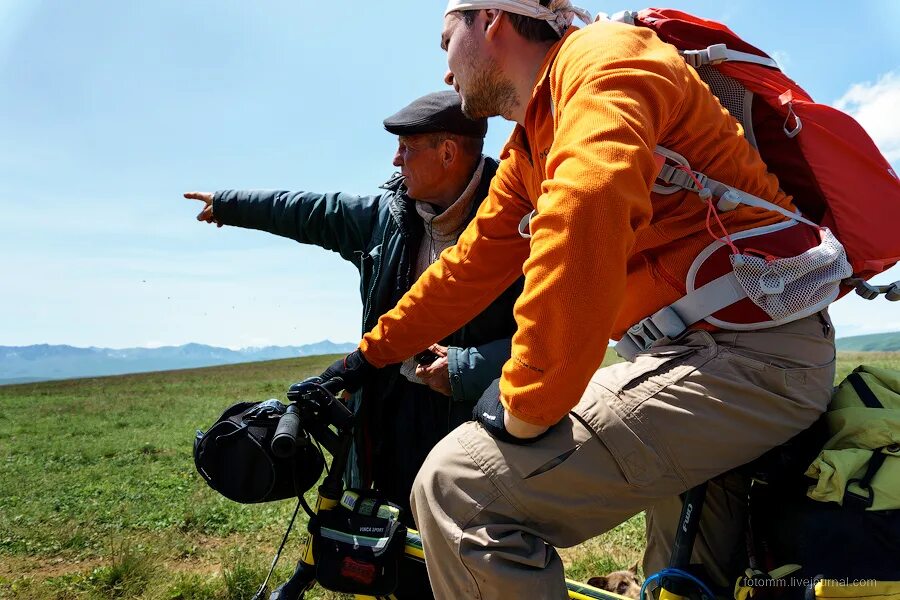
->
[315, 437, 330, 476]
[640, 567, 717, 600]
[251, 497, 302, 600]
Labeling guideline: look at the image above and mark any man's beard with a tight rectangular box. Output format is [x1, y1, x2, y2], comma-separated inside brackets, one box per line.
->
[460, 58, 517, 120]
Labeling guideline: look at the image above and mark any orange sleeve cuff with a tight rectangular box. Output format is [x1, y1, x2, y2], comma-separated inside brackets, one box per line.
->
[358, 336, 388, 369]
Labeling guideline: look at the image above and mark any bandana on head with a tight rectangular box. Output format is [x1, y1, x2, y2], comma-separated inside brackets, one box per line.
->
[445, 0, 592, 37]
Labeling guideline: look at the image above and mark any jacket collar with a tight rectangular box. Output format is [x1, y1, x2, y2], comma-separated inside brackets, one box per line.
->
[381, 172, 422, 239]
[532, 28, 575, 98]
[506, 26, 579, 157]
[379, 171, 406, 193]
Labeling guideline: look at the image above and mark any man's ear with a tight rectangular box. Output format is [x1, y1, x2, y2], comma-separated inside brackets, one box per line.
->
[442, 138, 458, 168]
[484, 8, 503, 40]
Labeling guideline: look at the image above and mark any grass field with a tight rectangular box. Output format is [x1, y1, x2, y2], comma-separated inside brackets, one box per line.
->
[1, 351, 897, 599]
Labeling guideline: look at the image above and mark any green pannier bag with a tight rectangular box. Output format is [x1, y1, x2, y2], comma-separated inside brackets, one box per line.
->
[805, 365, 900, 510]
[740, 365, 900, 599]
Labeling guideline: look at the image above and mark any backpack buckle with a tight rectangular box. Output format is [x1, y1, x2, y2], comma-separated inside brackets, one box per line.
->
[626, 318, 666, 352]
[615, 318, 664, 361]
[617, 307, 688, 360]
[843, 479, 874, 510]
[705, 43, 729, 64]
[847, 278, 900, 301]
[681, 43, 729, 68]
[653, 146, 709, 195]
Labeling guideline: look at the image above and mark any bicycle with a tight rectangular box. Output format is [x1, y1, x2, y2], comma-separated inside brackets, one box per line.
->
[246, 377, 723, 600]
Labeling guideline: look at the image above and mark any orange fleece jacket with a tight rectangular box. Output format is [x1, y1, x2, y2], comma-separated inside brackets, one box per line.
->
[360, 22, 795, 426]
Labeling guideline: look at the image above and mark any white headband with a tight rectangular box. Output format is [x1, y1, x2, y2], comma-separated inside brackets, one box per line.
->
[445, 0, 592, 37]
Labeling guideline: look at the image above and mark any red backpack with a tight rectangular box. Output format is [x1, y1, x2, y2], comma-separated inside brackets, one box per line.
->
[608, 8, 900, 360]
[614, 8, 900, 284]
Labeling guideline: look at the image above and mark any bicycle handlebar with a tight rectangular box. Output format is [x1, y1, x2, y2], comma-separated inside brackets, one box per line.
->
[270, 404, 301, 458]
[270, 377, 356, 457]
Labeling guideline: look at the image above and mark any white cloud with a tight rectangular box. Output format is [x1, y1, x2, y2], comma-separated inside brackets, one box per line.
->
[834, 71, 900, 164]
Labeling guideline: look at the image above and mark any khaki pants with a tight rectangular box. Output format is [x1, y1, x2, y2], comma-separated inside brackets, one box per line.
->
[410, 313, 835, 600]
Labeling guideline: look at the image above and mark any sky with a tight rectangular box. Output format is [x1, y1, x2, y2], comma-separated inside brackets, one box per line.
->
[2, 0, 899, 349]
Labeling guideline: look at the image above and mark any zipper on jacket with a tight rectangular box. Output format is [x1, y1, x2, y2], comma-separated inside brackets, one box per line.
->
[362, 224, 392, 329]
[356, 250, 374, 332]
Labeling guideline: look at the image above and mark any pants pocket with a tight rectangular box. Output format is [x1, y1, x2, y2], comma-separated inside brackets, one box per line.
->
[599, 336, 714, 411]
[575, 334, 718, 488]
[579, 395, 669, 488]
[503, 413, 593, 482]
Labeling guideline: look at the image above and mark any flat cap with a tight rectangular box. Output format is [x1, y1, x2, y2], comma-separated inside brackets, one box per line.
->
[383, 91, 488, 138]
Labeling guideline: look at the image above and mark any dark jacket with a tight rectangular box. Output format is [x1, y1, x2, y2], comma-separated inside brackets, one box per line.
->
[213, 158, 522, 510]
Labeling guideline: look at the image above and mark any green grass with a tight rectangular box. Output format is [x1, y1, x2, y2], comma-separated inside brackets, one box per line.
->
[833, 351, 900, 382]
[0, 356, 339, 600]
[1, 351, 897, 599]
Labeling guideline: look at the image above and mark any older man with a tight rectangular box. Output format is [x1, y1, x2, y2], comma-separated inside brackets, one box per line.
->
[319, 2, 846, 598]
[186, 91, 521, 523]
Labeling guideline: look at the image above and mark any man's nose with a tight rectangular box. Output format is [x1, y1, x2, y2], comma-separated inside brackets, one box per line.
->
[393, 148, 403, 167]
[444, 70, 455, 87]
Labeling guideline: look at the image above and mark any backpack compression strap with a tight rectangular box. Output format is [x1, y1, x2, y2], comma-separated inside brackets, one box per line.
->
[652, 145, 819, 228]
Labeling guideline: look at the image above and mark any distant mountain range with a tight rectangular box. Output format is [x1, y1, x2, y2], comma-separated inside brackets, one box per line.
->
[3, 331, 897, 386]
[0, 341, 356, 385]
[835, 331, 900, 352]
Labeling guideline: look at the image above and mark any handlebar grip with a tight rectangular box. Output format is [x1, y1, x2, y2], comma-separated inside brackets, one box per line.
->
[271, 408, 301, 458]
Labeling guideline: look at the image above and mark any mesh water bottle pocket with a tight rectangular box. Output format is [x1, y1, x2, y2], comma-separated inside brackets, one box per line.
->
[730, 227, 852, 323]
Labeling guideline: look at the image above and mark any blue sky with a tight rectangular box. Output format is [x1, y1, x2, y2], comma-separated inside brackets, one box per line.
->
[2, 0, 898, 349]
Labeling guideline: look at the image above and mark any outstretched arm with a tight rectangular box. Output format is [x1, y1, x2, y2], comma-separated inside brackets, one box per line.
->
[184, 188, 385, 261]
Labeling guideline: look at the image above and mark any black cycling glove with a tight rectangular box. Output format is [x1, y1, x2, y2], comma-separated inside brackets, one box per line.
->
[319, 348, 376, 393]
[473, 392, 547, 445]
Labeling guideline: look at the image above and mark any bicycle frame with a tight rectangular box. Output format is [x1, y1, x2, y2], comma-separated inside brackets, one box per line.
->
[272, 379, 638, 600]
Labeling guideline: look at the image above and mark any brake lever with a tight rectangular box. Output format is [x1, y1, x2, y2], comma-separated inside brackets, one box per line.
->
[286, 377, 355, 430]
[321, 377, 346, 394]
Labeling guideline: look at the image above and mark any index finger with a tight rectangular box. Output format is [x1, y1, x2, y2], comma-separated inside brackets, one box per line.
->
[184, 191, 213, 204]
